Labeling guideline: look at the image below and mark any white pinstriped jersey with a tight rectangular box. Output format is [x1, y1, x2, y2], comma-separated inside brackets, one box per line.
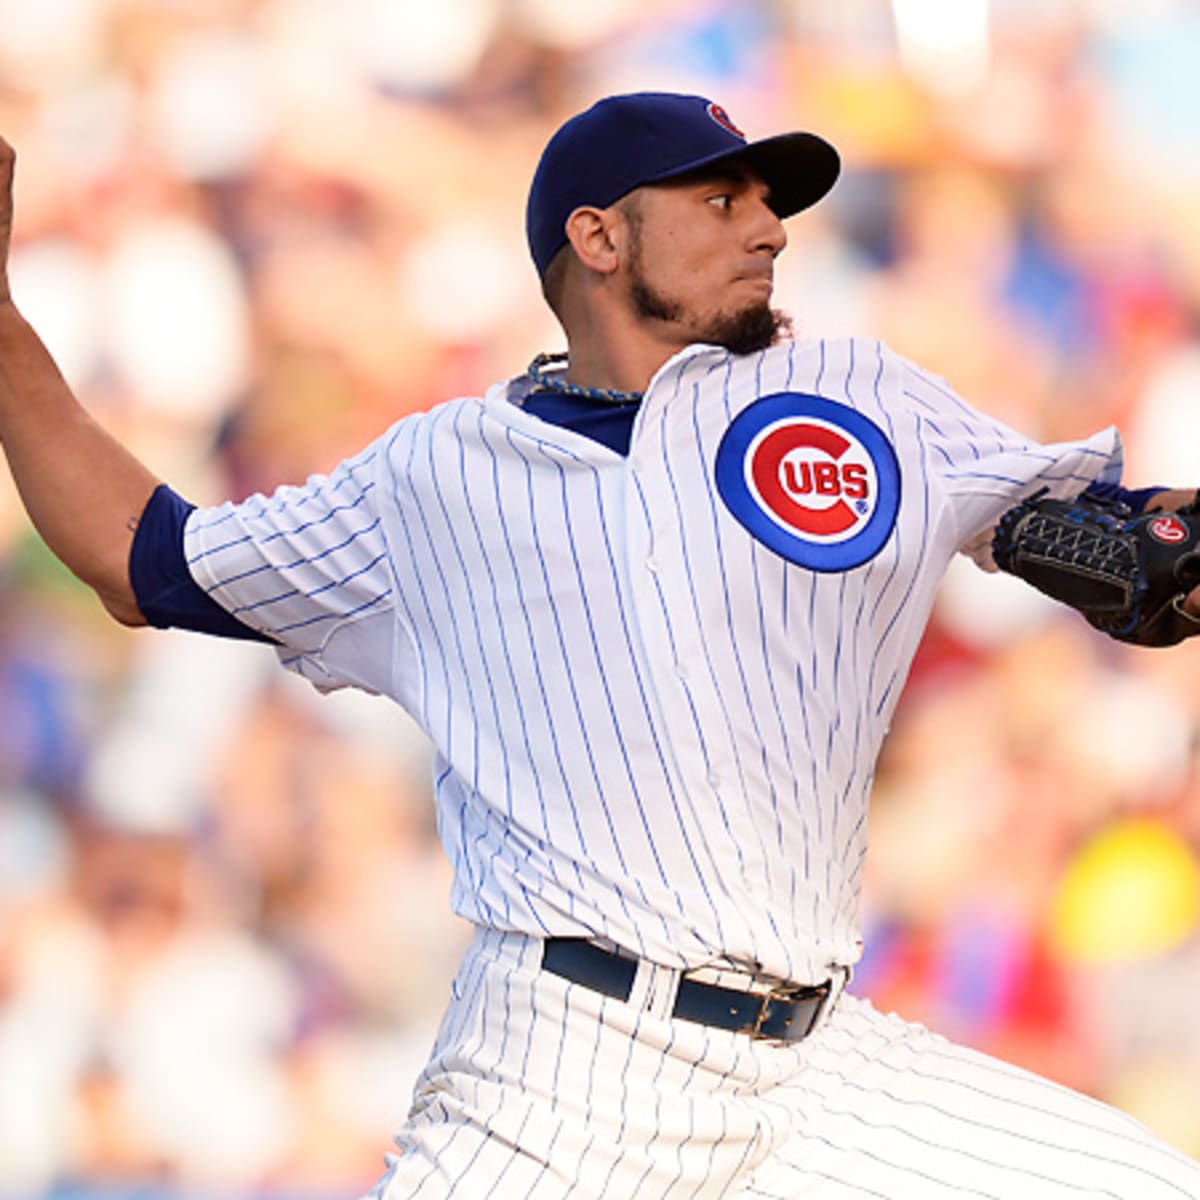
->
[185, 337, 1121, 985]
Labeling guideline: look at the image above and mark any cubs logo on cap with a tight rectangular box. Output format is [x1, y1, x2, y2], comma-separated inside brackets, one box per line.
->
[715, 393, 901, 571]
[706, 103, 745, 138]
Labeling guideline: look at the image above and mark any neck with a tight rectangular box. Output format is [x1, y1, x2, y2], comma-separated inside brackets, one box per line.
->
[553, 269, 697, 396]
[560, 344, 659, 398]
[560, 310, 689, 400]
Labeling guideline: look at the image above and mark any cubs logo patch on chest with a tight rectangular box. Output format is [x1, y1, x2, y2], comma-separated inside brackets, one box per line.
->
[715, 393, 901, 571]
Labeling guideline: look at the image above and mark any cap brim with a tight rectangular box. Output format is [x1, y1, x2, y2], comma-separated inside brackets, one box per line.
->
[647, 131, 841, 218]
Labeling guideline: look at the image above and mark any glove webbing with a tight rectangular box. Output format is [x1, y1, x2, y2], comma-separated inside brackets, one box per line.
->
[1003, 508, 1138, 616]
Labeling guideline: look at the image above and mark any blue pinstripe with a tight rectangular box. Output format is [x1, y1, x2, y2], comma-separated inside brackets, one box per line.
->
[811, 1080, 1190, 1197]
[656, 375, 761, 917]
[439, 406, 512, 800]
[557, 467, 681, 940]
[413, 407, 485, 797]
[523, 440, 650, 950]
[187, 485, 376, 562]
[629, 462, 733, 945]
[686, 363, 793, 948]
[494, 426, 584, 845]
[584, 467, 687, 922]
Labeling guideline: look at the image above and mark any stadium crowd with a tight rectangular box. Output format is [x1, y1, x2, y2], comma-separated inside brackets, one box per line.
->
[3, 1, 1200, 1196]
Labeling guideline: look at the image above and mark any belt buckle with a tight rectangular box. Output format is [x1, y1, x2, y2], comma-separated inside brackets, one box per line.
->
[750, 978, 832, 1043]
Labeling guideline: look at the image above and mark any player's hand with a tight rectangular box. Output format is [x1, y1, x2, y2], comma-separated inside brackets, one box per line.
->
[0, 135, 13, 304]
[1185, 584, 1200, 619]
[992, 491, 1200, 646]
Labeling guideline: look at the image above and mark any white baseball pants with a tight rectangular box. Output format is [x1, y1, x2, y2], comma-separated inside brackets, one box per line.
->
[365, 927, 1200, 1198]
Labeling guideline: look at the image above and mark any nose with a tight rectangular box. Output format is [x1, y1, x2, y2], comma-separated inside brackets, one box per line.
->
[750, 194, 787, 257]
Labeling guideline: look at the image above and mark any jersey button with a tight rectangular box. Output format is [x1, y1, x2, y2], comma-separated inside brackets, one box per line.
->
[674, 662, 688, 681]
[646, 557, 660, 574]
[707, 771, 721, 790]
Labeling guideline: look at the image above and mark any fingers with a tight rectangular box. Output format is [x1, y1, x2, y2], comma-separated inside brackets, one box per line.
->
[1185, 583, 1200, 619]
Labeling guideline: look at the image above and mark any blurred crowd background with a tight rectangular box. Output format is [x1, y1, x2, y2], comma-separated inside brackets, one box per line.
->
[3, 0, 1200, 1197]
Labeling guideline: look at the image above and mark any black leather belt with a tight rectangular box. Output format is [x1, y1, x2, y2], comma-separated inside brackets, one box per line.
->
[541, 938, 833, 1044]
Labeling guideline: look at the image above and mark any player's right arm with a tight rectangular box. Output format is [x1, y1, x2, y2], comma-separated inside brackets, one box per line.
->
[0, 136, 157, 627]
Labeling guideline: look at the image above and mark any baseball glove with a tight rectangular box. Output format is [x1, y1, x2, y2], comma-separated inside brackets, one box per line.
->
[992, 489, 1200, 647]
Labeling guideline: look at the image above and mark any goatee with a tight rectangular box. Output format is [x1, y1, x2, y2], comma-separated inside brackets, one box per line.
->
[631, 280, 791, 356]
[710, 303, 792, 355]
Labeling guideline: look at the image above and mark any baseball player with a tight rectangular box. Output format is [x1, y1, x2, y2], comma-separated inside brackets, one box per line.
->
[3, 92, 1200, 1198]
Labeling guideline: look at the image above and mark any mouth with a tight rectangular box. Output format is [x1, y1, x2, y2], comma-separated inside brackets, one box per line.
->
[740, 274, 774, 294]
[738, 261, 774, 283]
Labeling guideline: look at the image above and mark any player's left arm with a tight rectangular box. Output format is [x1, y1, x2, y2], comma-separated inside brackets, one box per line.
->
[992, 482, 1200, 646]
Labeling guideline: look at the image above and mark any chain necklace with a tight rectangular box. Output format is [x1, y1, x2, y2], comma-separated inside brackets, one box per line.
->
[527, 352, 643, 405]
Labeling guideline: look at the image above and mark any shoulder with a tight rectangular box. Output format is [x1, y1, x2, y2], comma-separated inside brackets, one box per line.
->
[756, 335, 911, 374]
[732, 336, 918, 403]
[377, 390, 493, 448]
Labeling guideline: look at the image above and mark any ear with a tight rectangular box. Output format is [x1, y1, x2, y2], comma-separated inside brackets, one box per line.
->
[563, 205, 624, 276]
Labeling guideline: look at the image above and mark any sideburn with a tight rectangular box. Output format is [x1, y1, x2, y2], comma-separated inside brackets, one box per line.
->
[625, 202, 684, 324]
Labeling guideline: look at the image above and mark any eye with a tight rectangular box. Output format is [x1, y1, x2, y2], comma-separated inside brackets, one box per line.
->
[706, 193, 732, 211]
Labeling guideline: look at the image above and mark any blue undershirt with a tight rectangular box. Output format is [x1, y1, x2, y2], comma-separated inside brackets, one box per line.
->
[522, 390, 641, 455]
[127, 392, 1165, 641]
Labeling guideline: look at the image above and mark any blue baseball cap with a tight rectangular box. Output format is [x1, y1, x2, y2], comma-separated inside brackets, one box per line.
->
[526, 91, 841, 278]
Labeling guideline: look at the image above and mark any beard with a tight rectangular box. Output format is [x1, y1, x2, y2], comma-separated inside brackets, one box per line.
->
[629, 260, 792, 356]
[632, 278, 791, 354]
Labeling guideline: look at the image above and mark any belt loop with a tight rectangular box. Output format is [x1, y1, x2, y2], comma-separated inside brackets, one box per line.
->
[816, 964, 850, 1030]
[628, 958, 681, 1021]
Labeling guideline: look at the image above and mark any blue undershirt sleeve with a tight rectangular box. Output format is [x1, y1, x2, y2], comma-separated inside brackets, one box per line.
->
[129, 484, 277, 643]
[1082, 481, 1168, 513]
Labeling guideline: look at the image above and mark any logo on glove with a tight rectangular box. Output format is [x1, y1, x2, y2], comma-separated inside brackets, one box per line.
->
[1148, 514, 1188, 544]
[715, 393, 901, 570]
